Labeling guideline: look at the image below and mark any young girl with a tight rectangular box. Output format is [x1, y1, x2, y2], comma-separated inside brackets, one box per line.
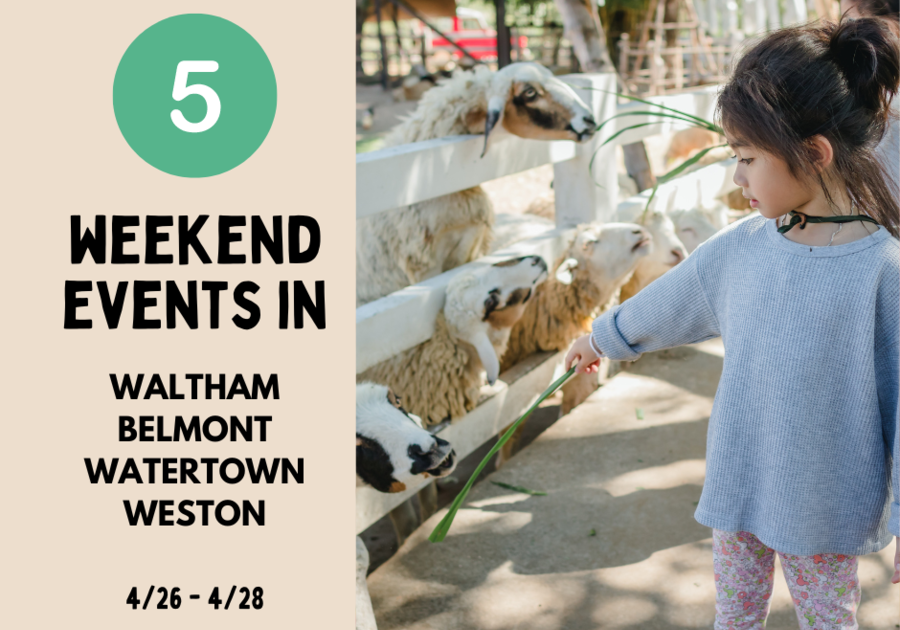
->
[566, 19, 899, 630]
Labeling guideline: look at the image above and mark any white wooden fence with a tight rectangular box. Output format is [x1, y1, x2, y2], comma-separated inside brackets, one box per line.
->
[356, 73, 739, 534]
[695, 0, 810, 39]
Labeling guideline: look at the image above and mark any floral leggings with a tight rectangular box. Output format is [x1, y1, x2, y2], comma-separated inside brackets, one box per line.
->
[713, 530, 860, 629]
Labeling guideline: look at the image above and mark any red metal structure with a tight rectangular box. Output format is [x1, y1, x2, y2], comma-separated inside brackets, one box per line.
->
[430, 7, 527, 62]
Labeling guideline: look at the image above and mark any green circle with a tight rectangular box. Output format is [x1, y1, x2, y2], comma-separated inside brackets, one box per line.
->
[113, 14, 277, 177]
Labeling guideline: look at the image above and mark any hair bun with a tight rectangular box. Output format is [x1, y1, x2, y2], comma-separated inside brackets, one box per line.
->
[829, 18, 899, 115]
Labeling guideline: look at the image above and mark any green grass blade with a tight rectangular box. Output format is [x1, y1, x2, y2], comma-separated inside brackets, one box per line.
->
[596, 110, 717, 133]
[429, 366, 576, 543]
[658, 143, 729, 183]
[490, 481, 548, 496]
[599, 122, 675, 149]
[583, 87, 724, 132]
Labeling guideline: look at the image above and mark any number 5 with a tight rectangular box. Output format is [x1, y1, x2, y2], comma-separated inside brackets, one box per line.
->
[170, 61, 221, 133]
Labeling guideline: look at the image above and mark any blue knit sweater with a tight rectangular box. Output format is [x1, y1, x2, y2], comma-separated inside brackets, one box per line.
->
[591, 214, 899, 556]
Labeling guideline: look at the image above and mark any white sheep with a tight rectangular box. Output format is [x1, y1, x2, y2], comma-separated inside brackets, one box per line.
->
[356, 62, 597, 306]
[358, 255, 549, 426]
[668, 207, 719, 253]
[614, 207, 687, 302]
[500, 222, 653, 370]
[486, 222, 652, 465]
[511, 190, 688, 304]
[356, 382, 457, 630]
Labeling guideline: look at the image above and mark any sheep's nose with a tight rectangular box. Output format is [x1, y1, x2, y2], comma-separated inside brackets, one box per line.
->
[671, 248, 684, 264]
[583, 114, 597, 131]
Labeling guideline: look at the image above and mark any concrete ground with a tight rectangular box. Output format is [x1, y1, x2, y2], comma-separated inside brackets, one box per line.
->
[366, 340, 898, 629]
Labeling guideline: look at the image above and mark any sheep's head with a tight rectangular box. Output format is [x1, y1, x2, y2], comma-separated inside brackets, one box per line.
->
[356, 382, 457, 493]
[481, 63, 597, 157]
[444, 255, 549, 385]
[669, 208, 718, 254]
[555, 222, 653, 290]
[637, 210, 688, 277]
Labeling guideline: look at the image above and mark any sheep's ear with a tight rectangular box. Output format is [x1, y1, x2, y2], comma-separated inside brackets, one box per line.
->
[555, 258, 579, 285]
[467, 329, 500, 385]
[481, 95, 506, 158]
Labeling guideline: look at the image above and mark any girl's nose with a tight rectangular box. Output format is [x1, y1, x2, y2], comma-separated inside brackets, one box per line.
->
[733, 166, 748, 188]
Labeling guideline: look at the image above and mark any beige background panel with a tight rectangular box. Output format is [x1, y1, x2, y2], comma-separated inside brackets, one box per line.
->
[0, 2, 355, 627]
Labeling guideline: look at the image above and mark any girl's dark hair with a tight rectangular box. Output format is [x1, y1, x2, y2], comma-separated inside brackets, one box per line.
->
[717, 18, 900, 237]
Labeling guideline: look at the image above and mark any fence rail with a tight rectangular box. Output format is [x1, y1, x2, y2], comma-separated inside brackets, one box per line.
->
[355, 73, 738, 534]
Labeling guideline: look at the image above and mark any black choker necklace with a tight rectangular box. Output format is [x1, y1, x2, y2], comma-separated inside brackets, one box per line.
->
[777, 210, 879, 234]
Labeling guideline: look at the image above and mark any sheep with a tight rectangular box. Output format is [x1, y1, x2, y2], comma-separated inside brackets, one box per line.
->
[664, 127, 722, 167]
[358, 255, 549, 426]
[668, 207, 719, 254]
[356, 62, 597, 306]
[356, 382, 457, 630]
[486, 222, 652, 465]
[356, 382, 457, 493]
[393, 64, 454, 102]
[615, 207, 687, 302]
[499, 222, 652, 370]
[508, 186, 688, 305]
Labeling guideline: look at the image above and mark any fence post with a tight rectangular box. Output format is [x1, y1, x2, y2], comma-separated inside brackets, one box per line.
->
[553, 72, 618, 227]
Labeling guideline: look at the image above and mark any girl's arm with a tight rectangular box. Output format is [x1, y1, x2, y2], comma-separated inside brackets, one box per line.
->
[592, 243, 720, 361]
[874, 263, 899, 541]
[878, 341, 900, 540]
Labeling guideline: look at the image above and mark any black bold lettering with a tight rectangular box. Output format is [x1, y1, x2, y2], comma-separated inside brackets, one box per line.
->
[97, 281, 128, 328]
[233, 281, 260, 330]
[84, 458, 118, 483]
[178, 215, 211, 264]
[166, 281, 198, 329]
[218, 216, 246, 264]
[251, 215, 283, 263]
[202, 281, 227, 329]
[294, 281, 325, 329]
[111, 216, 140, 264]
[133, 281, 161, 329]
[119, 416, 136, 441]
[124, 500, 157, 526]
[71, 215, 106, 264]
[64, 280, 92, 329]
[252, 375, 279, 400]
[110, 374, 143, 399]
[288, 216, 321, 263]
[146, 216, 174, 264]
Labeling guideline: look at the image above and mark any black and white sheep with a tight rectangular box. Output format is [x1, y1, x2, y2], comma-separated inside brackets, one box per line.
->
[356, 382, 457, 630]
[358, 255, 549, 426]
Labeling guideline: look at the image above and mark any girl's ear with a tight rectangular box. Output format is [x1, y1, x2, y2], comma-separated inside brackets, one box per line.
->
[809, 135, 835, 173]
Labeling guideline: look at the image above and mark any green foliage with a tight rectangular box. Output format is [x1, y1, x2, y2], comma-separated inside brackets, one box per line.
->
[586, 89, 729, 219]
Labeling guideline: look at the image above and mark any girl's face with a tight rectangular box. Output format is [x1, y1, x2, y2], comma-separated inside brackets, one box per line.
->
[728, 140, 815, 219]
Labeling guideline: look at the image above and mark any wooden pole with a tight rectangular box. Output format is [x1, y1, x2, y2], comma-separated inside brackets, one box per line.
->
[374, 0, 389, 90]
[392, 4, 405, 75]
[496, 0, 512, 68]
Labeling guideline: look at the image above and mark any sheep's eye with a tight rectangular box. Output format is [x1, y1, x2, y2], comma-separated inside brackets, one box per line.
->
[522, 87, 538, 100]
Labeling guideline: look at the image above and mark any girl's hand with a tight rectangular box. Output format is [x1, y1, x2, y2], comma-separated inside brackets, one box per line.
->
[565, 334, 602, 375]
[893, 537, 900, 584]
